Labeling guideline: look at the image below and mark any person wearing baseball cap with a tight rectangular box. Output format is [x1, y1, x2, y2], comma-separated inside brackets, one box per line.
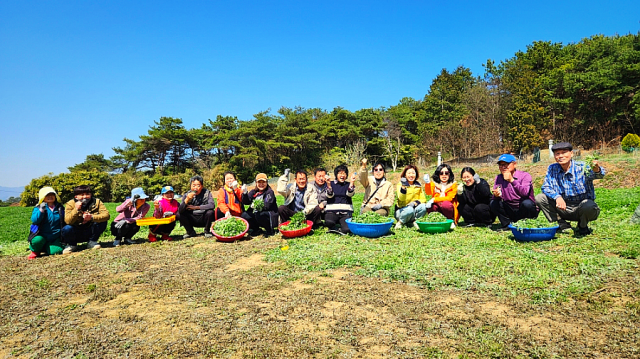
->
[148, 186, 179, 242]
[489, 153, 539, 231]
[241, 173, 278, 236]
[535, 142, 605, 236]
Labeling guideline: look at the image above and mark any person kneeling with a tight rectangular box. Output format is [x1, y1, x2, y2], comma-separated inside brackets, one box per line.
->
[325, 165, 356, 235]
[62, 185, 110, 253]
[241, 173, 278, 236]
[111, 188, 150, 247]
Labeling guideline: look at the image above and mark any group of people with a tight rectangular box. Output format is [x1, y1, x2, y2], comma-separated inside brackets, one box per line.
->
[27, 141, 605, 260]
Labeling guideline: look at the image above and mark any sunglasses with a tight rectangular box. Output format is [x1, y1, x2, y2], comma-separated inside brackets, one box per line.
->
[440, 171, 450, 175]
[373, 168, 384, 172]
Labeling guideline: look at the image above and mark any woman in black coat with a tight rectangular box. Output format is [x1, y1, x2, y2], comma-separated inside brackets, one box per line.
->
[456, 167, 495, 226]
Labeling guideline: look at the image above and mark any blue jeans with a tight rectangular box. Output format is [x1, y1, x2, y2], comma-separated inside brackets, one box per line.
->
[61, 222, 108, 245]
[395, 203, 427, 224]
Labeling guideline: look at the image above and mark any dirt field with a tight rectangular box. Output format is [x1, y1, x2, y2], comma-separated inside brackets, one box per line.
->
[2, 233, 639, 358]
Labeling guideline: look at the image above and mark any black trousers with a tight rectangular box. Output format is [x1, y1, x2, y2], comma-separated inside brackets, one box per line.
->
[490, 199, 538, 227]
[241, 210, 279, 235]
[324, 212, 352, 233]
[459, 203, 495, 225]
[110, 221, 141, 240]
[149, 222, 177, 235]
[278, 205, 322, 227]
[179, 209, 215, 235]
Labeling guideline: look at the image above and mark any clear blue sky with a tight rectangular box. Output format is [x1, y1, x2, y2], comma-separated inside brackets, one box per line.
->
[1, 0, 639, 187]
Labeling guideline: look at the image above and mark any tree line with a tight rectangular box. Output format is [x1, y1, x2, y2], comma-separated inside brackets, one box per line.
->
[22, 32, 640, 205]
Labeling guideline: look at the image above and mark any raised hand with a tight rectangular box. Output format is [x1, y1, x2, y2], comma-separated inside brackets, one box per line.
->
[473, 174, 481, 184]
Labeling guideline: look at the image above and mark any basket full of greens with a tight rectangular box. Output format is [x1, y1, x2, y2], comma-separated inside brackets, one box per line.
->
[211, 217, 250, 242]
[345, 211, 394, 238]
[416, 212, 454, 234]
[279, 211, 313, 238]
[508, 217, 559, 242]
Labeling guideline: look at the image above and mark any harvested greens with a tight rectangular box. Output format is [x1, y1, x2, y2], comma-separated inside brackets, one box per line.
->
[512, 217, 554, 230]
[213, 217, 246, 237]
[253, 198, 265, 211]
[422, 212, 448, 223]
[584, 152, 600, 172]
[281, 211, 307, 231]
[350, 211, 392, 224]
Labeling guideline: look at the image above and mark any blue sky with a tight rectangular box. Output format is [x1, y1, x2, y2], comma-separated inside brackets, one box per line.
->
[1, 0, 639, 187]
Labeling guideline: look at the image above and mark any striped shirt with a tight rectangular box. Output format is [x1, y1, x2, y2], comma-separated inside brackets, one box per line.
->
[541, 160, 605, 202]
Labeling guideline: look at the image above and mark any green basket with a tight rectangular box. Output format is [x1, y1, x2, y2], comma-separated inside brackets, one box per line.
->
[416, 219, 454, 233]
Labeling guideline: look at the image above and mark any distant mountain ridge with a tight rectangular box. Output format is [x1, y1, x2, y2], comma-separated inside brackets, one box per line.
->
[0, 186, 25, 201]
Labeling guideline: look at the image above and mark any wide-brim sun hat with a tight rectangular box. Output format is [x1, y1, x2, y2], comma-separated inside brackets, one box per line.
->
[131, 187, 149, 200]
[38, 186, 61, 205]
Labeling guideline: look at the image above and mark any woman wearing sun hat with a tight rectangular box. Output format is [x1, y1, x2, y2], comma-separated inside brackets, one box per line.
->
[111, 187, 150, 247]
[28, 187, 66, 259]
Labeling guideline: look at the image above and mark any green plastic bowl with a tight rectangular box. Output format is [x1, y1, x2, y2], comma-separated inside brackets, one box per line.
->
[416, 219, 454, 233]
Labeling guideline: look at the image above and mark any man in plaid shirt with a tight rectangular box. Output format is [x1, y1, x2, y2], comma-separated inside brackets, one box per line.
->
[535, 142, 605, 236]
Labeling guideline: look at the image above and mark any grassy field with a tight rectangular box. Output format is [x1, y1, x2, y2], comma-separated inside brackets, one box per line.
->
[1, 155, 639, 357]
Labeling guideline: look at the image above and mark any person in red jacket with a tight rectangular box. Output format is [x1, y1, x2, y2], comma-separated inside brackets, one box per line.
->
[216, 171, 245, 219]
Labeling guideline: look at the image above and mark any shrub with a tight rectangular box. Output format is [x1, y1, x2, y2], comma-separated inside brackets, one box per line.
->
[621, 133, 640, 152]
[21, 171, 112, 206]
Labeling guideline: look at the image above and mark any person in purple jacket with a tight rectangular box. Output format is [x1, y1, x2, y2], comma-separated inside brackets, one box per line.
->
[489, 154, 539, 231]
[111, 187, 151, 247]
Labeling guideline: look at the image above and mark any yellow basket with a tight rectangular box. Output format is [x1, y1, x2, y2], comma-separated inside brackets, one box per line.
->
[136, 215, 176, 226]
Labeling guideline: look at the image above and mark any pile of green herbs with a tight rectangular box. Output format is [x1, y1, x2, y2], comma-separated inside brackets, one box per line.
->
[213, 217, 246, 237]
[280, 211, 307, 231]
[350, 211, 392, 224]
[421, 211, 448, 223]
[512, 217, 555, 230]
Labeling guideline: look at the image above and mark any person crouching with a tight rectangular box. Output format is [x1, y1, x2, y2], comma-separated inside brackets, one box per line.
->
[325, 165, 357, 235]
[111, 188, 150, 247]
[148, 186, 179, 242]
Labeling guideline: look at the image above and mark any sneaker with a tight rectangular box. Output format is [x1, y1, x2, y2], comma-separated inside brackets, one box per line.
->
[463, 223, 475, 228]
[413, 222, 420, 230]
[161, 234, 172, 241]
[87, 241, 101, 250]
[148, 233, 158, 242]
[450, 222, 456, 230]
[395, 221, 403, 230]
[28, 251, 38, 260]
[183, 232, 197, 239]
[577, 226, 593, 236]
[204, 232, 213, 238]
[62, 245, 78, 254]
[113, 239, 122, 247]
[557, 220, 572, 233]
[494, 226, 511, 232]
[123, 238, 136, 245]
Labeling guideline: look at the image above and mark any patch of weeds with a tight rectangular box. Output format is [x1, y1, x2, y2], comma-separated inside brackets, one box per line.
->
[319, 272, 334, 277]
[617, 248, 639, 259]
[64, 303, 79, 311]
[36, 278, 51, 289]
[303, 278, 317, 284]
[85, 284, 97, 293]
